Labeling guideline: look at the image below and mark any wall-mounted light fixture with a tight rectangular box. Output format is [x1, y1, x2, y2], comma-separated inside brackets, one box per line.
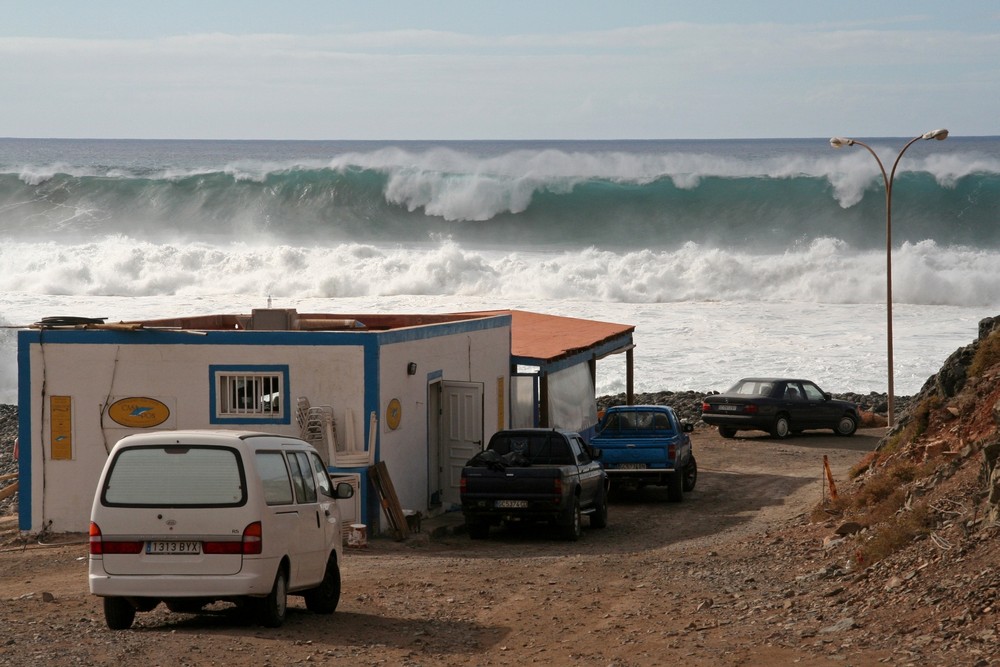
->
[407, 362, 418, 376]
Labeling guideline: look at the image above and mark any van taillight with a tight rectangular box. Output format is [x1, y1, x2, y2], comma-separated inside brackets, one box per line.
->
[89, 522, 103, 555]
[553, 477, 562, 503]
[203, 540, 242, 555]
[242, 521, 263, 555]
[89, 522, 143, 554]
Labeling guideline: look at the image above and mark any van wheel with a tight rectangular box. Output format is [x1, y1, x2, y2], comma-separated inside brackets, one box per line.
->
[259, 567, 288, 628]
[103, 597, 136, 630]
[304, 554, 342, 614]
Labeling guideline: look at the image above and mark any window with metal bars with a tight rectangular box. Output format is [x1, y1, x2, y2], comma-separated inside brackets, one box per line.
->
[210, 365, 290, 424]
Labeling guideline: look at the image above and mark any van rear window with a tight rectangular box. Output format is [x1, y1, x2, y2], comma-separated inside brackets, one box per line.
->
[103, 445, 246, 507]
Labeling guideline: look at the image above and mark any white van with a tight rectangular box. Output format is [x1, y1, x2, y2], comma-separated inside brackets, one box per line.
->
[88, 430, 354, 629]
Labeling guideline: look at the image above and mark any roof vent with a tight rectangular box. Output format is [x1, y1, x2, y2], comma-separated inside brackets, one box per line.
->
[250, 308, 297, 330]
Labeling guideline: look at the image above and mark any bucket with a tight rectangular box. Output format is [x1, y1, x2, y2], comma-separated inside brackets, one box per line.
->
[347, 523, 367, 548]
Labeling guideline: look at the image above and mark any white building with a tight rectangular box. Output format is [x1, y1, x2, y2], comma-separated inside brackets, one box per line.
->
[16, 308, 634, 535]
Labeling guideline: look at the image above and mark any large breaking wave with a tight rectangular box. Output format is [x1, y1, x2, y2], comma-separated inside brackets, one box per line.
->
[2, 139, 999, 250]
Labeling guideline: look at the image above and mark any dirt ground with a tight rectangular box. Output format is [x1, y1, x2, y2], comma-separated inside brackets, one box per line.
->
[0, 427, 991, 667]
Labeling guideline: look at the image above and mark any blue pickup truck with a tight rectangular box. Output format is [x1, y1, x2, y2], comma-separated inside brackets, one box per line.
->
[589, 405, 697, 502]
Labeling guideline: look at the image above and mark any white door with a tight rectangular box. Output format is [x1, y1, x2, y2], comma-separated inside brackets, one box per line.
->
[440, 381, 483, 508]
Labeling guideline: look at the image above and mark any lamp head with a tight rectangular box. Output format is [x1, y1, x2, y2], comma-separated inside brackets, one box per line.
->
[922, 128, 949, 141]
[829, 137, 854, 149]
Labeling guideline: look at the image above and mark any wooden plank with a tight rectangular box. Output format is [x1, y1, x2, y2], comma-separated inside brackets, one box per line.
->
[0, 481, 17, 501]
[0, 472, 17, 483]
[368, 461, 409, 540]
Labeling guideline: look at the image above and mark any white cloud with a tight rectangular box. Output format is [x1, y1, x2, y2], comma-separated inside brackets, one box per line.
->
[0, 19, 996, 139]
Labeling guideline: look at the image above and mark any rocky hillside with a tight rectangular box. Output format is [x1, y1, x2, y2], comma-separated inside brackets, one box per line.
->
[783, 315, 1000, 661]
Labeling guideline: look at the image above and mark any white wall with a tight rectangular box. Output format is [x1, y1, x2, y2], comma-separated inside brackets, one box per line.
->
[24, 341, 365, 532]
[376, 325, 510, 519]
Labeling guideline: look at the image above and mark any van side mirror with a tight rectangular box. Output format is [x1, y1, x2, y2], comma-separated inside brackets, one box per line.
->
[588, 445, 602, 460]
[682, 422, 694, 433]
[335, 481, 355, 500]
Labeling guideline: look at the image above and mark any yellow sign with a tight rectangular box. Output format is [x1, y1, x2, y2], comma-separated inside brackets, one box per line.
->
[50, 396, 73, 460]
[108, 397, 171, 428]
[386, 398, 402, 430]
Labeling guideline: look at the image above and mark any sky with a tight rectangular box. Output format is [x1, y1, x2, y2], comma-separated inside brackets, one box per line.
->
[1, 1, 998, 140]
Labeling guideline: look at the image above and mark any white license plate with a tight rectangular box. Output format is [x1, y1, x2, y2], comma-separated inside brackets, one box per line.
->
[496, 499, 529, 509]
[717, 405, 740, 412]
[146, 541, 201, 555]
[617, 463, 647, 470]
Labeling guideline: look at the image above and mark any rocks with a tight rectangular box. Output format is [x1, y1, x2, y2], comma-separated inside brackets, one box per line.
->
[597, 390, 912, 428]
[0, 405, 17, 517]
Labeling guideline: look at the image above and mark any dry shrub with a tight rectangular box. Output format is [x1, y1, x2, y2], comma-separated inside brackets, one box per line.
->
[849, 451, 878, 479]
[809, 494, 850, 523]
[968, 329, 1000, 378]
[856, 502, 932, 566]
[858, 411, 886, 428]
[852, 461, 923, 510]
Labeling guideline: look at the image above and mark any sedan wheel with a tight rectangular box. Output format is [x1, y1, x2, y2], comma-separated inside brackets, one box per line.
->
[835, 415, 858, 436]
[770, 415, 791, 439]
[718, 426, 736, 439]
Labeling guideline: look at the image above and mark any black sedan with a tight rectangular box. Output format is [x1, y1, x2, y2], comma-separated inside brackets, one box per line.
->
[701, 378, 859, 439]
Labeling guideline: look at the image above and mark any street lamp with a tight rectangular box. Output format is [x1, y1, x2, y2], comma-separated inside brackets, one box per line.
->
[829, 129, 949, 428]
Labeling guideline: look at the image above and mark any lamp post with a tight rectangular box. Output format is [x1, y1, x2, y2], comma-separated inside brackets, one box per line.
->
[829, 129, 949, 428]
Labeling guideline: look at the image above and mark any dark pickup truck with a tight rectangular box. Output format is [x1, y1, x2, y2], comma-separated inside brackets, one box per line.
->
[589, 405, 697, 501]
[460, 428, 609, 541]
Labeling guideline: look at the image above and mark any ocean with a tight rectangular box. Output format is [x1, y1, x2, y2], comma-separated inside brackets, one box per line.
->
[2, 137, 999, 405]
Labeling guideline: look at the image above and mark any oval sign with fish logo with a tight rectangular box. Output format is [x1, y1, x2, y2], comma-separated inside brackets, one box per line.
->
[108, 397, 171, 428]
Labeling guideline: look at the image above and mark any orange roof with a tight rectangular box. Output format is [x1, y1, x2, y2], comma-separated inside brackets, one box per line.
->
[467, 309, 634, 363]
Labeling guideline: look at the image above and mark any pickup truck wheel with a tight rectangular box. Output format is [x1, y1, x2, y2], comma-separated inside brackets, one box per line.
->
[770, 414, 791, 439]
[590, 490, 608, 529]
[718, 426, 736, 439]
[682, 455, 698, 492]
[667, 470, 684, 502]
[467, 521, 490, 540]
[562, 499, 582, 541]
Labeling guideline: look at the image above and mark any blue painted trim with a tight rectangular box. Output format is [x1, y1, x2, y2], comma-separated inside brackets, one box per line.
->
[208, 364, 291, 425]
[17, 331, 32, 531]
[13, 313, 508, 349]
[362, 337, 380, 529]
[427, 369, 443, 382]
